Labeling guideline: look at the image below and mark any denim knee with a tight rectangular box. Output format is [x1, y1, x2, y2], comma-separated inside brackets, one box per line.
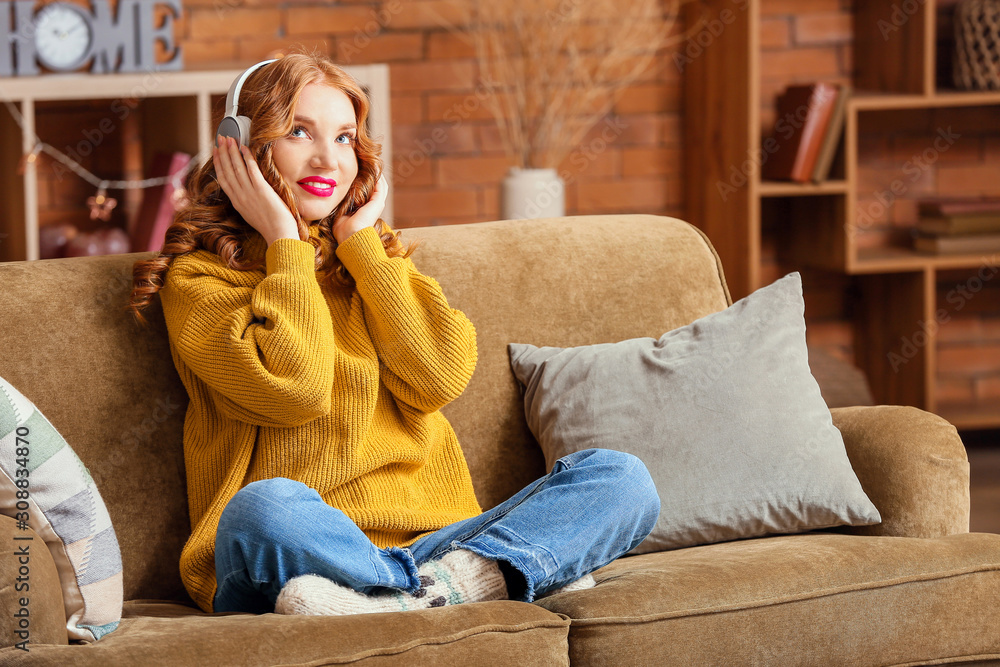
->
[217, 477, 313, 544]
[572, 449, 660, 528]
[629, 455, 661, 532]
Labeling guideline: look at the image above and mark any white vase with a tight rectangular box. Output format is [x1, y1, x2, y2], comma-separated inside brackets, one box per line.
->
[500, 167, 565, 220]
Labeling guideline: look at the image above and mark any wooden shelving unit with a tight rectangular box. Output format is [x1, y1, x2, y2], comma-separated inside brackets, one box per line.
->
[683, 0, 1000, 428]
[0, 64, 392, 262]
[756, 180, 851, 197]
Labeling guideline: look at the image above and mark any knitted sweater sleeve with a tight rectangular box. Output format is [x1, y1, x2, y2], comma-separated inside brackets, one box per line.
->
[336, 227, 477, 414]
[161, 238, 336, 427]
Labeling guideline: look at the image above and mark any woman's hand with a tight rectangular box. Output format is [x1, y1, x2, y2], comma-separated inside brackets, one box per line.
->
[332, 173, 389, 244]
[214, 135, 300, 246]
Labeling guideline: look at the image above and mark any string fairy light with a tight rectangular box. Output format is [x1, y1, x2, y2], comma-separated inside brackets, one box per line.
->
[0, 76, 218, 256]
[16, 140, 200, 221]
[1, 89, 203, 224]
[20, 141, 195, 191]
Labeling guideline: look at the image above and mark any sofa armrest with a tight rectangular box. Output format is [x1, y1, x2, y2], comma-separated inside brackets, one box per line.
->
[832, 405, 970, 539]
[0, 514, 69, 648]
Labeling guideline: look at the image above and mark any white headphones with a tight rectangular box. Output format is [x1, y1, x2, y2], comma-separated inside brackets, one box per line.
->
[216, 59, 278, 148]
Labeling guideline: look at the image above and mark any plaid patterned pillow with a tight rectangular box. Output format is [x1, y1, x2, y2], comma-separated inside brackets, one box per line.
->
[0, 376, 122, 642]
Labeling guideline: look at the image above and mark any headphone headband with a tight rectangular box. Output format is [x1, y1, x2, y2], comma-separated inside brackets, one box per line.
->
[224, 59, 278, 119]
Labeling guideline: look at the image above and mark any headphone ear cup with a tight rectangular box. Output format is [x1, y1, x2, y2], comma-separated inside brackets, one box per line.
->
[216, 115, 253, 147]
[217, 116, 240, 146]
[235, 115, 252, 147]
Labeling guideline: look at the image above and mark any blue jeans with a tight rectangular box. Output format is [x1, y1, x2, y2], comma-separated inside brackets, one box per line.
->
[213, 448, 659, 613]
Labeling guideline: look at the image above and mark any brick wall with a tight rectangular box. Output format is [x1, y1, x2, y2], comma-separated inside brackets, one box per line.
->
[35, 1, 683, 227]
[179, 0, 687, 229]
[26, 0, 999, 409]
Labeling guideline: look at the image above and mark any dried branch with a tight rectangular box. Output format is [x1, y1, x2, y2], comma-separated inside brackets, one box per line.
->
[470, 0, 690, 169]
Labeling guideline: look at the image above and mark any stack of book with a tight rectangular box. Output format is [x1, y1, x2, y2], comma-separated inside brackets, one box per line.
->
[762, 82, 850, 184]
[912, 198, 1000, 254]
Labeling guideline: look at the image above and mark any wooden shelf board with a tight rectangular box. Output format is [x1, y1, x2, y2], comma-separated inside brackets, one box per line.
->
[758, 180, 850, 197]
[852, 246, 1000, 274]
[0, 70, 240, 100]
[0, 64, 393, 102]
[936, 403, 1000, 430]
[851, 90, 1000, 111]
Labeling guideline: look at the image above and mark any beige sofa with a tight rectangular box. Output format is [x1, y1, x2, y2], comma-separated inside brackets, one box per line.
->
[1, 214, 999, 666]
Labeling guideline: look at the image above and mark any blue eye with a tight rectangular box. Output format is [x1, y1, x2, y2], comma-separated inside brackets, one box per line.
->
[288, 125, 354, 144]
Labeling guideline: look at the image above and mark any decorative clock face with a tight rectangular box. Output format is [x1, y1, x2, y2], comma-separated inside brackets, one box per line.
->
[33, 3, 93, 71]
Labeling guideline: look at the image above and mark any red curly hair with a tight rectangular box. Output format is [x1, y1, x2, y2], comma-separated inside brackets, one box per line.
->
[128, 52, 415, 324]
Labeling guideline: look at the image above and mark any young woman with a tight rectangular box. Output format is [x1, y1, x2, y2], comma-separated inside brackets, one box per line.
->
[128, 52, 659, 617]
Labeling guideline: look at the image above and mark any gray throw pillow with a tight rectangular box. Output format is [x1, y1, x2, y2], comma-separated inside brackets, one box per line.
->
[508, 272, 881, 554]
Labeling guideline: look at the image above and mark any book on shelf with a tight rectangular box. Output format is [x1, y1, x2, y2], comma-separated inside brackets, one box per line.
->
[810, 83, 849, 183]
[130, 151, 191, 253]
[918, 197, 1000, 218]
[762, 82, 841, 183]
[912, 232, 1000, 254]
[916, 214, 1000, 236]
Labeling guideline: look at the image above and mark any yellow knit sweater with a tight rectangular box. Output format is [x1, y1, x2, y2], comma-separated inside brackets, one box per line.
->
[159, 225, 482, 613]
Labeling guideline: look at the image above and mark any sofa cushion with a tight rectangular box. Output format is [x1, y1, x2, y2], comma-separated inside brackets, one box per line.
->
[536, 532, 1000, 666]
[508, 272, 881, 554]
[0, 599, 570, 666]
[0, 376, 123, 642]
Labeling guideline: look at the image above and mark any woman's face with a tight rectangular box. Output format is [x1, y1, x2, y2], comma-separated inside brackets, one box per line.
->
[272, 82, 360, 223]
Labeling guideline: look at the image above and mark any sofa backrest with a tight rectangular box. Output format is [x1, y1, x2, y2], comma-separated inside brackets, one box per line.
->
[0, 214, 730, 605]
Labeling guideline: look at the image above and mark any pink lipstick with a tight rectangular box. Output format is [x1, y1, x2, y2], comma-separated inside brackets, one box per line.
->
[297, 176, 337, 198]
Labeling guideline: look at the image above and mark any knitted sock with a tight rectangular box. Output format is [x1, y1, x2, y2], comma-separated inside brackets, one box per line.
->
[274, 549, 508, 616]
[536, 573, 597, 599]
